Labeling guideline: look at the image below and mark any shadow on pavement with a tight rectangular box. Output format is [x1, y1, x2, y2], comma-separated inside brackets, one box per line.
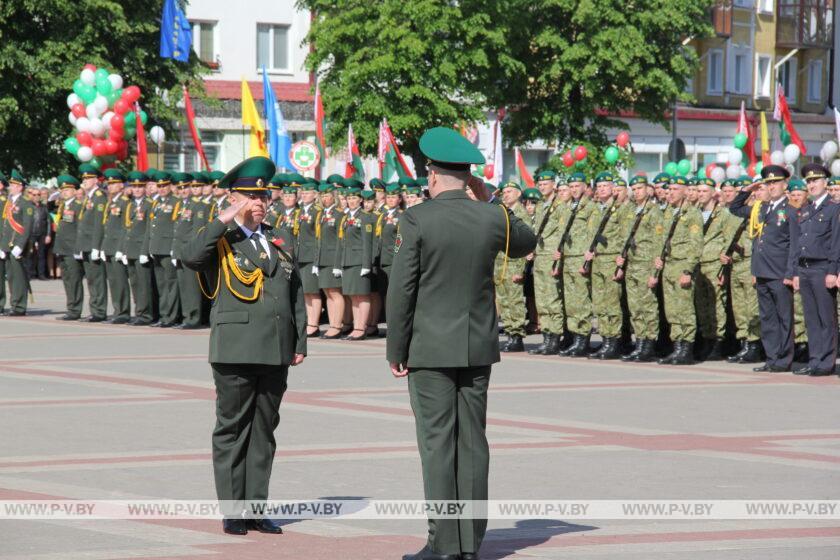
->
[481, 519, 598, 559]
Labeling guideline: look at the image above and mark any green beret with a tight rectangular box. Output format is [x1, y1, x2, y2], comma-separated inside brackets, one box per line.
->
[419, 127, 485, 169]
[218, 156, 275, 191]
[788, 177, 806, 192]
[522, 188, 542, 201]
[361, 189, 375, 200]
[615, 178, 627, 188]
[629, 175, 647, 186]
[103, 169, 125, 184]
[170, 172, 191, 187]
[652, 173, 671, 185]
[567, 172, 587, 184]
[502, 181, 522, 192]
[326, 174, 344, 186]
[208, 170, 225, 185]
[699, 177, 716, 188]
[57, 174, 80, 189]
[78, 164, 99, 179]
[686, 177, 697, 186]
[127, 171, 148, 186]
[535, 169, 557, 181]
[829, 177, 840, 187]
[672, 175, 688, 186]
[369, 178, 385, 190]
[318, 182, 335, 193]
[594, 171, 614, 184]
[385, 183, 401, 194]
[416, 177, 428, 187]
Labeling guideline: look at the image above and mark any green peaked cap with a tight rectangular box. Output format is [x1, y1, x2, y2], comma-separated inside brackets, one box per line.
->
[218, 156, 275, 191]
[419, 127, 485, 168]
[57, 174, 80, 189]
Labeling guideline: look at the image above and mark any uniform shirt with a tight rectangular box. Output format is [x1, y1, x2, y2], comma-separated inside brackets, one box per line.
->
[235, 220, 271, 255]
[730, 191, 796, 280]
[789, 193, 840, 274]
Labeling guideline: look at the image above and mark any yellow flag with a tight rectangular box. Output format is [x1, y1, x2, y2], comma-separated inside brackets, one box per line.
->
[241, 79, 268, 157]
[760, 111, 770, 159]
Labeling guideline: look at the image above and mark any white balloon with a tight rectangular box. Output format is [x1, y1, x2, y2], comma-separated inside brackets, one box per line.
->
[725, 164, 741, 179]
[823, 141, 838, 161]
[710, 167, 726, 184]
[831, 159, 840, 177]
[68, 112, 77, 126]
[770, 150, 785, 165]
[93, 94, 109, 114]
[77, 146, 93, 162]
[149, 125, 165, 145]
[820, 146, 828, 162]
[75, 116, 91, 133]
[80, 68, 96, 87]
[108, 74, 123, 91]
[783, 144, 801, 164]
[85, 103, 101, 120]
[89, 118, 106, 138]
[716, 152, 729, 164]
[102, 111, 114, 129]
[728, 148, 743, 165]
[67, 93, 81, 110]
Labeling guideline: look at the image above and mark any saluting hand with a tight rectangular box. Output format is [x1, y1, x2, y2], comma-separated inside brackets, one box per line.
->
[218, 199, 249, 224]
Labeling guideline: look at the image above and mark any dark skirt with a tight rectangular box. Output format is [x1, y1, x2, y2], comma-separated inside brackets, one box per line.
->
[318, 265, 343, 290]
[298, 261, 320, 294]
[341, 264, 371, 295]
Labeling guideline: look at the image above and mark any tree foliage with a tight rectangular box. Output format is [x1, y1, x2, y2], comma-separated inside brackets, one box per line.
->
[0, 0, 207, 178]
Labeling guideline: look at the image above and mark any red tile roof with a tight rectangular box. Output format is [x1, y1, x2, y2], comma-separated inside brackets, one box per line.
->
[204, 80, 313, 103]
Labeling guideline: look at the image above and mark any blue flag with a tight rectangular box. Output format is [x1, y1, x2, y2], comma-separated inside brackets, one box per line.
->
[160, 0, 192, 62]
[262, 68, 294, 171]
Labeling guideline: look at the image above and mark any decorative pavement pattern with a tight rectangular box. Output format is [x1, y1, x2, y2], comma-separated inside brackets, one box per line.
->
[0, 279, 838, 559]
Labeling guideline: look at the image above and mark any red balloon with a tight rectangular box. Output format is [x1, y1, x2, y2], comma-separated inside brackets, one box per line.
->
[574, 145, 588, 161]
[83, 64, 97, 72]
[105, 139, 118, 154]
[110, 114, 125, 130]
[114, 100, 129, 115]
[616, 131, 631, 148]
[122, 85, 141, 103]
[746, 163, 756, 176]
[92, 140, 107, 157]
[71, 103, 86, 118]
[484, 163, 494, 180]
[704, 163, 717, 178]
[562, 151, 574, 168]
[109, 128, 124, 141]
[117, 143, 129, 160]
[76, 132, 93, 147]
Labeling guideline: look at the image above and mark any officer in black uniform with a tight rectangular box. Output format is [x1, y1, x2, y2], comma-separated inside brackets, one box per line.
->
[790, 163, 840, 376]
[729, 165, 797, 373]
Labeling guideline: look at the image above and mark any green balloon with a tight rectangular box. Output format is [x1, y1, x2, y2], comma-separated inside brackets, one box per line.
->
[604, 146, 619, 164]
[107, 89, 122, 108]
[754, 162, 763, 175]
[139, 110, 148, 125]
[476, 164, 484, 175]
[664, 161, 678, 175]
[733, 133, 747, 149]
[64, 137, 80, 155]
[89, 156, 102, 169]
[124, 111, 136, 126]
[698, 167, 706, 179]
[677, 159, 691, 175]
[78, 84, 96, 104]
[72, 79, 86, 98]
[575, 159, 586, 169]
[94, 68, 109, 81]
[125, 126, 136, 138]
[96, 75, 112, 95]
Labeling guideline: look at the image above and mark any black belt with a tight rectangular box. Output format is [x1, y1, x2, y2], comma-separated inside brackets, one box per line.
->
[798, 258, 828, 268]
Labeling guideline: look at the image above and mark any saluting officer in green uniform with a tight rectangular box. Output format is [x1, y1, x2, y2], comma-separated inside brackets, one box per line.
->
[53, 175, 85, 320]
[75, 164, 109, 321]
[100, 169, 132, 323]
[386, 128, 536, 560]
[0, 170, 34, 315]
[122, 172, 155, 326]
[182, 156, 306, 536]
[147, 171, 180, 327]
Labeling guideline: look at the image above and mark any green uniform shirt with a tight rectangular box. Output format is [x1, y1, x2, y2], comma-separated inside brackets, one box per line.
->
[147, 194, 178, 255]
[74, 187, 107, 253]
[53, 198, 84, 256]
[101, 194, 131, 257]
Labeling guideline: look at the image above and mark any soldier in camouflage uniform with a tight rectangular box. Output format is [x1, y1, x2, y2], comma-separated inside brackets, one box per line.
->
[786, 178, 810, 362]
[497, 181, 530, 352]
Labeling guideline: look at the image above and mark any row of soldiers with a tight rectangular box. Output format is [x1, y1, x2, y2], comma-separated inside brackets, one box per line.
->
[494, 164, 840, 375]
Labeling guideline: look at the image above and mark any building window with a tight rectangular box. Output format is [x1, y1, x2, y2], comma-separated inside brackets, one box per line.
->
[807, 59, 823, 103]
[163, 131, 222, 172]
[191, 21, 218, 68]
[757, 0, 773, 14]
[778, 57, 797, 103]
[733, 0, 753, 8]
[728, 46, 752, 95]
[257, 24, 290, 72]
[754, 54, 772, 98]
[707, 49, 724, 95]
[712, 0, 733, 37]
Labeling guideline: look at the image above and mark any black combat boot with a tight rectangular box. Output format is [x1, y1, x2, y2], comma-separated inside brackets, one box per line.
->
[704, 338, 725, 361]
[671, 341, 695, 365]
[657, 342, 680, 365]
[564, 335, 590, 357]
[737, 340, 764, 363]
[558, 330, 574, 352]
[727, 339, 747, 363]
[502, 335, 525, 352]
[596, 338, 621, 360]
[621, 339, 642, 361]
[528, 333, 550, 355]
[633, 339, 657, 362]
[544, 334, 562, 355]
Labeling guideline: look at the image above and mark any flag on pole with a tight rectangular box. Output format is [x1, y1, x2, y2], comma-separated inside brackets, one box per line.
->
[378, 119, 413, 181]
[134, 103, 148, 172]
[241, 79, 268, 158]
[515, 148, 534, 188]
[314, 82, 327, 162]
[759, 111, 771, 165]
[773, 83, 807, 155]
[159, 0, 192, 63]
[183, 85, 210, 171]
[345, 124, 365, 180]
[489, 120, 504, 186]
[261, 67, 294, 170]
[737, 101, 757, 167]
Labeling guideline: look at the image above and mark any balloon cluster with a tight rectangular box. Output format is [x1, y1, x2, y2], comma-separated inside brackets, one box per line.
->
[561, 145, 588, 168]
[601, 131, 631, 166]
[819, 140, 840, 177]
[63, 64, 146, 169]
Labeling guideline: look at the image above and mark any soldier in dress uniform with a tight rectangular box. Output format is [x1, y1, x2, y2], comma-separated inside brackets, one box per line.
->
[171, 172, 208, 330]
[101, 169, 132, 323]
[270, 178, 301, 250]
[122, 172, 155, 326]
[53, 175, 85, 320]
[294, 180, 322, 337]
[730, 165, 797, 373]
[314, 182, 345, 338]
[0, 170, 34, 315]
[790, 163, 840, 376]
[147, 171, 180, 327]
[370, 178, 387, 213]
[376, 183, 403, 304]
[786, 179, 810, 362]
[74, 164, 108, 321]
[335, 185, 373, 340]
[386, 127, 536, 560]
[361, 189, 384, 337]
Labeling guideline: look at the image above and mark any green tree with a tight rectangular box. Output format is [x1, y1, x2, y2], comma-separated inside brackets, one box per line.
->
[0, 0, 207, 178]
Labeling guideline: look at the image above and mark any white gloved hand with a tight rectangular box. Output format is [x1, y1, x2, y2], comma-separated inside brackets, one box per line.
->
[311, 265, 319, 276]
[360, 268, 371, 277]
[73, 252, 83, 261]
[170, 250, 174, 257]
[90, 248, 101, 261]
[11, 246, 22, 259]
[139, 254, 149, 265]
[171, 258, 178, 267]
[0, 250, 6, 260]
[115, 251, 124, 261]
[120, 254, 128, 265]
[332, 268, 342, 278]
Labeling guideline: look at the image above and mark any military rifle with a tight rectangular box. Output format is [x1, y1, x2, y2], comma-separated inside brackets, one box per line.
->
[614, 199, 649, 278]
[580, 200, 616, 277]
[716, 218, 748, 281]
[523, 197, 558, 275]
[550, 198, 582, 275]
[654, 202, 684, 281]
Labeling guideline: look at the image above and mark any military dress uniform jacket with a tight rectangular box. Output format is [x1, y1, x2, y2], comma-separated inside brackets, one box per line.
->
[789, 197, 840, 275]
[101, 195, 131, 257]
[74, 188, 107, 254]
[294, 204, 319, 264]
[376, 208, 403, 267]
[335, 209, 373, 269]
[315, 205, 340, 268]
[272, 207, 300, 257]
[730, 191, 797, 280]
[182, 219, 307, 365]
[386, 190, 537, 368]
[147, 194, 178, 256]
[1, 195, 34, 253]
[121, 198, 154, 259]
[53, 198, 84, 256]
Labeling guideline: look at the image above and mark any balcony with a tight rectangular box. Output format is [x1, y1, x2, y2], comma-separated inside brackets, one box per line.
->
[711, 0, 733, 38]
[777, 0, 834, 49]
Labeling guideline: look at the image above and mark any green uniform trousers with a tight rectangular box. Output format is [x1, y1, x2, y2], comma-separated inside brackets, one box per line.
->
[105, 257, 130, 320]
[177, 264, 202, 327]
[730, 259, 760, 342]
[153, 255, 179, 324]
[495, 275, 526, 337]
[59, 256, 84, 318]
[0, 257, 5, 310]
[695, 261, 728, 339]
[625, 263, 659, 340]
[82, 254, 108, 319]
[128, 259, 154, 322]
[662, 263, 696, 342]
[532, 255, 564, 334]
[6, 255, 29, 314]
[591, 255, 622, 338]
[408, 366, 489, 557]
[211, 363, 288, 515]
[562, 256, 592, 335]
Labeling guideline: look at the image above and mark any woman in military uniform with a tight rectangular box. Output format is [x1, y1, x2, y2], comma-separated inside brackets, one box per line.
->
[335, 186, 373, 340]
[314, 182, 345, 338]
[362, 189, 384, 336]
[293, 181, 323, 337]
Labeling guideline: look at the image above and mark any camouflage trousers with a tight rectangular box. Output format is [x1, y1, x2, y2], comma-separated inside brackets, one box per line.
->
[562, 255, 592, 335]
[794, 290, 808, 344]
[694, 261, 728, 339]
[625, 262, 659, 340]
[662, 262, 696, 342]
[730, 259, 760, 342]
[495, 258, 527, 337]
[532, 253, 564, 334]
[591, 255, 622, 338]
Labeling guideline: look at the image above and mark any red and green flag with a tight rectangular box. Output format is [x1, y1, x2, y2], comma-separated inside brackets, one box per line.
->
[515, 147, 534, 188]
[314, 82, 327, 163]
[773, 83, 806, 155]
[345, 124, 365, 180]
[378, 119, 413, 181]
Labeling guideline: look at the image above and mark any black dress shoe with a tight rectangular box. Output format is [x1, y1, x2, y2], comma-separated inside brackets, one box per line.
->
[344, 332, 368, 341]
[150, 321, 162, 327]
[0, 308, 6, 315]
[175, 323, 201, 330]
[248, 517, 283, 534]
[461, 553, 479, 560]
[108, 316, 131, 325]
[402, 545, 460, 560]
[158, 321, 176, 328]
[306, 325, 321, 338]
[222, 518, 248, 535]
[57, 314, 80, 321]
[8, 311, 25, 316]
[128, 318, 152, 326]
[809, 369, 835, 377]
[793, 366, 813, 376]
[320, 329, 342, 340]
[83, 316, 107, 322]
[754, 364, 788, 373]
